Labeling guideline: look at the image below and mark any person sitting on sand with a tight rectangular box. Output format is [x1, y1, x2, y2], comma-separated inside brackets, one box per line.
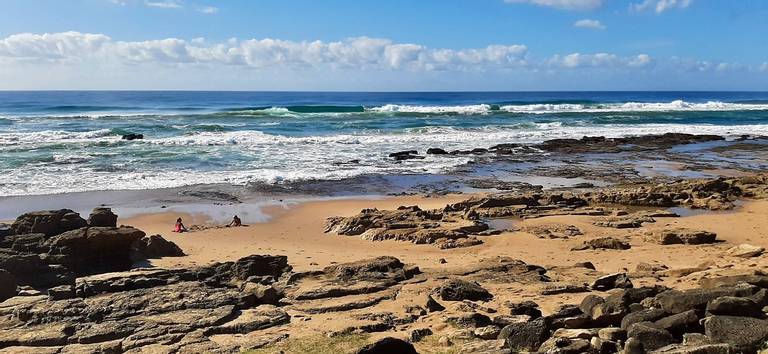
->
[227, 215, 242, 227]
[173, 217, 188, 233]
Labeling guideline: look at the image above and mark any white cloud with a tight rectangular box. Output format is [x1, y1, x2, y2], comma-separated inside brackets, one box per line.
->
[761, 62, 768, 72]
[551, 52, 652, 68]
[631, 0, 692, 14]
[198, 6, 218, 14]
[144, 0, 182, 9]
[573, 19, 606, 30]
[504, 0, 602, 10]
[0, 32, 529, 71]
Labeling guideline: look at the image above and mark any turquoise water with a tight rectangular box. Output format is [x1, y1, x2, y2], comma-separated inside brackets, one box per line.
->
[1, 91, 768, 196]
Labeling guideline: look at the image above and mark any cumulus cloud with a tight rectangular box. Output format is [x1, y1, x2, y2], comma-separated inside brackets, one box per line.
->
[197, 6, 218, 14]
[504, 0, 602, 10]
[631, 0, 692, 14]
[551, 53, 652, 68]
[0, 32, 529, 71]
[573, 19, 606, 30]
[144, 0, 182, 9]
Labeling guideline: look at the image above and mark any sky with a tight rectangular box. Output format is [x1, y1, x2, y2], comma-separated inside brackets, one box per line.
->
[0, 0, 767, 91]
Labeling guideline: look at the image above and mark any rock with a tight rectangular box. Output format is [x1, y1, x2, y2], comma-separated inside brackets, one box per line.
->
[538, 337, 592, 354]
[655, 284, 755, 314]
[703, 315, 768, 352]
[498, 317, 551, 351]
[446, 312, 492, 328]
[10, 209, 88, 237]
[356, 337, 419, 354]
[0, 269, 17, 301]
[726, 244, 764, 258]
[598, 327, 625, 342]
[571, 237, 631, 251]
[410, 328, 432, 342]
[635, 262, 668, 273]
[699, 274, 768, 289]
[427, 148, 448, 155]
[425, 294, 446, 312]
[706, 296, 762, 317]
[438, 336, 452, 347]
[591, 273, 633, 291]
[623, 336, 644, 354]
[87, 207, 118, 227]
[388, 150, 423, 161]
[474, 325, 501, 340]
[132, 234, 185, 258]
[0, 223, 10, 237]
[241, 283, 281, 305]
[593, 216, 653, 229]
[654, 310, 700, 337]
[439, 279, 492, 301]
[507, 300, 542, 318]
[621, 308, 668, 330]
[574, 261, 596, 270]
[649, 343, 734, 354]
[47, 284, 75, 301]
[44, 226, 146, 275]
[645, 228, 717, 245]
[121, 133, 144, 140]
[540, 284, 589, 295]
[627, 322, 675, 351]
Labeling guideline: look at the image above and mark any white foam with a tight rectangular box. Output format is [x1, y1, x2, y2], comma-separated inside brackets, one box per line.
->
[0, 129, 116, 147]
[3, 122, 768, 196]
[500, 100, 768, 114]
[369, 104, 494, 115]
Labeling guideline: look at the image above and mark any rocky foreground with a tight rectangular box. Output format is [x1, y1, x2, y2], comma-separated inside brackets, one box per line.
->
[1, 174, 768, 353]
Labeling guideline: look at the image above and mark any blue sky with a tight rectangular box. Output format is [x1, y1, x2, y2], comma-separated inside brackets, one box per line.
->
[0, 0, 766, 90]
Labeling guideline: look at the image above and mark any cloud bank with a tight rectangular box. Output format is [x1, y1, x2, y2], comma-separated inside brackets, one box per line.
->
[504, 0, 603, 10]
[0, 31, 763, 90]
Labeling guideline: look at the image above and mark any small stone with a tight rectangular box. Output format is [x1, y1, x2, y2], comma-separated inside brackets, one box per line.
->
[726, 244, 764, 258]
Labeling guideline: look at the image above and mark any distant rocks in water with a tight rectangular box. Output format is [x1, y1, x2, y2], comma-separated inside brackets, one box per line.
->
[426, 147, 448, 155]
[121, 133, 144, 140]
[389, 150, 424, 161]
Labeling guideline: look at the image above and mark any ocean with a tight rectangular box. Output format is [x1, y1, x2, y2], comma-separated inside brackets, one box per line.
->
[1, 91, 768, 197]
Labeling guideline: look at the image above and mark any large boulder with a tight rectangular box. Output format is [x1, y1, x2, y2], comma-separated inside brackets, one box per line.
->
[213, 254, 292, 283]
[499, 317, 551, 351]
[323, 256, 408, 281]
[654, 310, 700, 337]
[591, 273, 633, 291]
[706, 296, 762, 318]
[645, 228, 717, 245]
[0, 269, 17, 301]
[703, 315, 768, 352]
[655, 284, 755, 314]
[44, 226, 146, 275]
[131, 234, 185, 259]
[438, 279, 492, 301]
[627, 322, 675, 351]
[10, 209, 87, 237]
[87, 207, 118, 227]
[571, 237, 630, 251]
[355, 337, 418, 354]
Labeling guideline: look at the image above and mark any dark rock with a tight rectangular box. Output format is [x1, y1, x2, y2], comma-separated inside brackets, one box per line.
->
[654, 310, 700, 337]
[0, 223, 10, 237]
[356, 337, 418, 354]
[426, 148, 448, 155]
[323, 256, 406, 282]
[655, 284, 755, 314]
[121, 133, 144, 140]
[507, 300, 542, 318]
[410, 328, 433, 342]
[706, 296, 763, 318]
[591, 273, 633, 291]
[44, 226, 146, 275]
[627, 322, 675, 351]
[10, 209, 88, 237]
[446, 312, 492, 328]
[0, 269, 17, 301]
[498, 317, 551, 351]
[425, 294, 445, 312]
[87, 207, 118, 227]
[132, 234, 185, 259]
[621, 308, 667, 330]
[47, 284, 75, 301]
[703, 315, 768, 352]
[573, 261, 596, 270]
[571, 237, 631, 251]
[438, 279, 492, 302]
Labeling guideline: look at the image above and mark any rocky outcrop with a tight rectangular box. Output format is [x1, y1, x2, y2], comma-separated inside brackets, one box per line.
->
[438, 279, 492, 302]
[87, 207, 117, 227]
[645, 228, 717, 245]
[10, 209, 87, 237]
[571, 237, 631, 251]
[131, 234, 185, 259]
[0, 269, 17, 301]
